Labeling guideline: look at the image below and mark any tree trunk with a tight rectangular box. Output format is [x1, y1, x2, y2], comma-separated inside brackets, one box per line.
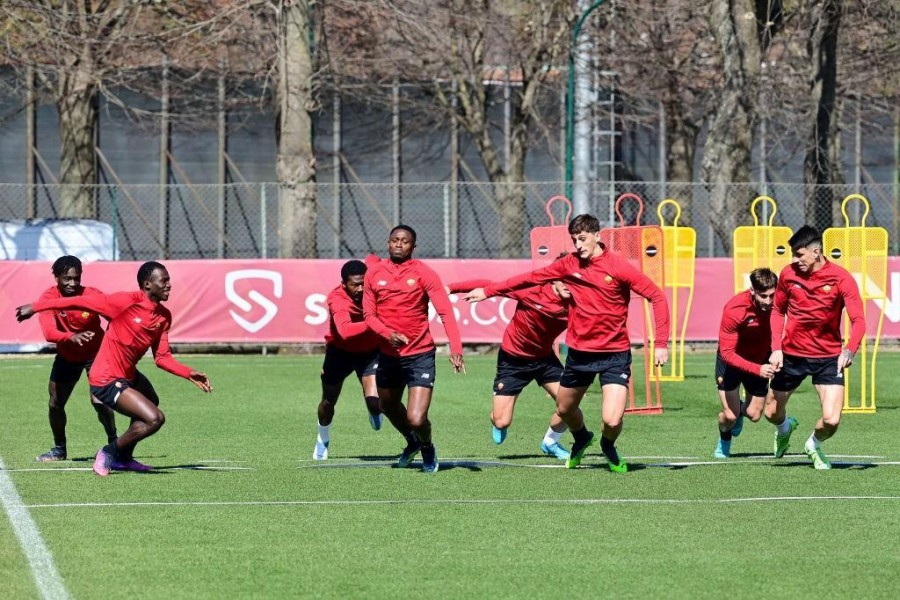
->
[700, 0, 762, 254]
[492, 140, 527, 258]
[803, 0, 842, 231]
[57, 58, 97, 218]
[663, 93, 697, 226]
[276, 0, 317, 258]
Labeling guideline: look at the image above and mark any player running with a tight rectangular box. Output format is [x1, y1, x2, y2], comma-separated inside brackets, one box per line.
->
[767, 225, 865, 469]
[712, 268, 779, 459]
[16, 261, 212, 476]
[448, 278, 571, 460]
[33, 255, 117, 462]
[363, 225, 465, 473]
[314, 259, 383, 460]
[464, 214, 669, 472]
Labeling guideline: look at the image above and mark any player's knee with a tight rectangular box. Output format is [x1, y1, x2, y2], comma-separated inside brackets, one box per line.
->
[407, 412, 428, 429]
[492, 414, 512, 429]
[745, 407, 763, 422]
[47, 395, 64, 410]
[603, 416, 623, 430]
[823, 414, 841, 429]
[148, 410, 166, 432]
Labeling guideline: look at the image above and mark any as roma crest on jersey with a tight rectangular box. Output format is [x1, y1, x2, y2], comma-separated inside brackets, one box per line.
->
[406, 278, 416, 286]
[604, 275, 613, 284]
[81, 312, 91, 318]
[822, 285, 832, 293]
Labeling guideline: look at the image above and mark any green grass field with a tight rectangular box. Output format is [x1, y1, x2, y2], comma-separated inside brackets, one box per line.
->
[2, 351, 900, 599]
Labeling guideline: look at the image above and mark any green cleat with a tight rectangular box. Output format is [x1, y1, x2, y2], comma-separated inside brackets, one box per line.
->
[600, 439, 628, 473]
[804, 440, 832, 470]
[565, 431, 595, 469]
[773, 416, 798, 458]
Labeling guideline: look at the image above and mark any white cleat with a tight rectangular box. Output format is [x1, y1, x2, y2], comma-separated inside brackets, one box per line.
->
[313, 440, 329, 460]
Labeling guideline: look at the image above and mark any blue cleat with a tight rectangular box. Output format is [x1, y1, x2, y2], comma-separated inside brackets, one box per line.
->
[492, 425, 508, 445]
[397, 437, 422, 468]
[421, 444, 439, 473]
[713, 438, 731, 459]
[731, 414, 744, 437]
[369, 412, 383, 431]
[540, 441, 570, 461]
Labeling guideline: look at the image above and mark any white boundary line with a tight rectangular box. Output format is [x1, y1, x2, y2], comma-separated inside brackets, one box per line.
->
[0, 456, 70, 600]
[17, 495, 900, 509]
[0, 466, 254, 473]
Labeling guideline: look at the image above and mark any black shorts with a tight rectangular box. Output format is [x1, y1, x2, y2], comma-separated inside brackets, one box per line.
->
[770, 353, 844, 392]
[715, 353, 769, 398]
[559, 348, 631, 389]
[90, 371, 158, 409]
[50, 356, 93, 384]
[493, 348, 563, 396]
[376, 349, 436, 390]
[321, 346, 379, 386]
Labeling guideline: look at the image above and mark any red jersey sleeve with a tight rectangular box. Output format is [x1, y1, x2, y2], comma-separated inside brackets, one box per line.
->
[718, 306, 763, 375]
[151, 324, 193, 379]
[448, 279, 493, 294]
[770, 275, 789, 352]
[614, 258, 670, 346]
[363, 269, 393, 341]
[839, 272, 866, 354]
[422, 268, 463, 355]
[484, 259, 570, 297]
[329, 296, 370, 340]
[33, 291, 131, 321]
[37, 289, 71, 344]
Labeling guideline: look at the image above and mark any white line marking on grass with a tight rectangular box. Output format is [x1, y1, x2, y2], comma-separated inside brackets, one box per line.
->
[0, 456, 70, 600]
[298, 458, 900, 469]
[17, 496, 900, 510]
[1, 466, 254, 473]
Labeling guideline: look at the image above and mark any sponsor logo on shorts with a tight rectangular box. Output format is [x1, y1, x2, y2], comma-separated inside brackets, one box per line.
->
[717, 376, 723, 385]
[115, 381, 122, 388]
[497, 382, 504, 390]
[619, 373, 628, 379]
[421, 373, 430, 379]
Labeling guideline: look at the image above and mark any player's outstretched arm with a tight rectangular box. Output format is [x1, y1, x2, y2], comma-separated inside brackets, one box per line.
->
[188, 371, 213, 393]
[15, 304, 36, 321]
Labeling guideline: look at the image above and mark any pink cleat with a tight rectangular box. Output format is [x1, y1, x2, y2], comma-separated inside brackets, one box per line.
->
[92, 447, 112, 477]
[110, 458, 153, 473]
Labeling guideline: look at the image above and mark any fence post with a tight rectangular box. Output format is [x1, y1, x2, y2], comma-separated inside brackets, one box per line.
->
[111, 185, 119, 260]
[443, 183, 450, 257]
[261, 184, 268, 259]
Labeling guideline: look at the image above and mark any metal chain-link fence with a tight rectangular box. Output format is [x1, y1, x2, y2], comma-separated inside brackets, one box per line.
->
[0, 181, 897, 259]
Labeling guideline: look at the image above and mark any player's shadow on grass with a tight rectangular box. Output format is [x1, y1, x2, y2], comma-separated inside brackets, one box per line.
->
[772, 461, 878, 470]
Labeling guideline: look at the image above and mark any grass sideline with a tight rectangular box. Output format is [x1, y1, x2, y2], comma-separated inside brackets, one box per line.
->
[1, 352, 900, 599]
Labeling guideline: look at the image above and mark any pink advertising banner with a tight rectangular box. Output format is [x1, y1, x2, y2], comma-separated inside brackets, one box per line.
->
[2, 258, 900, 348]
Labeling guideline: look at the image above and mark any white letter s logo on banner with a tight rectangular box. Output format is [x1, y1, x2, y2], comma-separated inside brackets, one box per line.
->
[225, 270, 283, 333]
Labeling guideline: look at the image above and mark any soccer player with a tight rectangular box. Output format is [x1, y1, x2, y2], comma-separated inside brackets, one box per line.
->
[447, 278, 571, 460]
[314, 259, 383, 460]
[363, 225, 464, 473]
[33, 255, 117, 462]
[767, 225, 865, 469]
[713, 267, 779, 459]
[464, 214, 669, 472]
[16, 261, 212, 476]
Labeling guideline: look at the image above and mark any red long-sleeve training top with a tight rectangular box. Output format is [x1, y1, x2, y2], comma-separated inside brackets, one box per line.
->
[33, 291, 193, 386]
[449, 279, 566, 359]
[770, 260, 866, 357]
[363, 257, 462, 357]
[325, 285, 380, 353]
[484, 251, 669, 353]
[37, 285, 105, 363]
[718, 290, 771, 375]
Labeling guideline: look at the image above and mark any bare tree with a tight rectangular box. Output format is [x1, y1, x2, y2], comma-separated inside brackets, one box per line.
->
[275, 0, 317, 258]
[699, 0, 782, 253]
[331, 0, 575, 257]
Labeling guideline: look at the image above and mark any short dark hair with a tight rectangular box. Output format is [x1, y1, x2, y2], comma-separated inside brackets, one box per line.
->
[749, 268, 777, 291]
[341, 260, 367, 282]
[51, 255, 82, 277]
[568, 214, 601, 235]
[788, 225, 822, 251]
[137, 261, 166, 286]
[390, 224, 417, 245]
